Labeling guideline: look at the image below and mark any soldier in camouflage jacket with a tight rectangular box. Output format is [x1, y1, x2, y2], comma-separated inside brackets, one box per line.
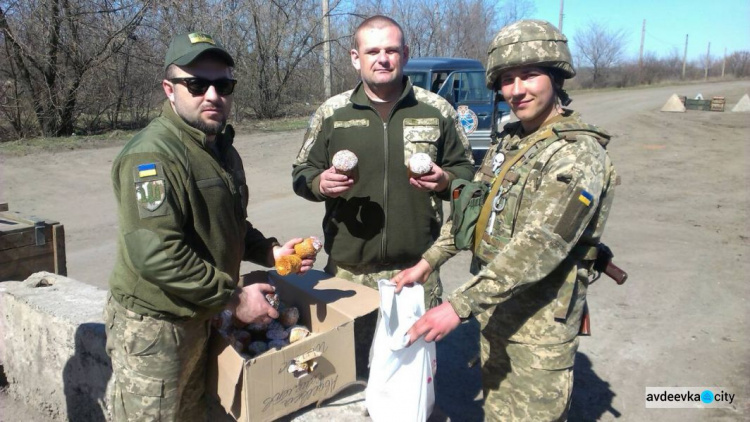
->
[394, 20, 618, 421]
[292, 15, 474, 378]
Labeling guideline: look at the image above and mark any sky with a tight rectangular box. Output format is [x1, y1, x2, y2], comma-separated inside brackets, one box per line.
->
[531, 0, 750, 62]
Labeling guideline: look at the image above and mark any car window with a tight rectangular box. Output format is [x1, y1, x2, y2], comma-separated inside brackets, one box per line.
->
[405, 71, 429, 90]
[461, 72, 492, 102]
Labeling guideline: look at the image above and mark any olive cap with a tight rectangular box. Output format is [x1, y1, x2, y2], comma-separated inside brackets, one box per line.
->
[164, 32, 234, 70]
[486, 20, 575, 89]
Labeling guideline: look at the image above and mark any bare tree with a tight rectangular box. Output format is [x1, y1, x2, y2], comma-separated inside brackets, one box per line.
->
[727, 51, 750, 77]
[0, 0, 151, 137]
[498, 0, 535, 28]
[573, 21, 628, 87]
[8, 0, 735, 143]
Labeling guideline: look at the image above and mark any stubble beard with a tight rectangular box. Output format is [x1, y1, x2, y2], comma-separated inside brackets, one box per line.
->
[184, 115, 227, 135]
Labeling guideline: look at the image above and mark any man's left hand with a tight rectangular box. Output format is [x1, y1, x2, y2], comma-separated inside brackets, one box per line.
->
[272, 238, 316, 273]
[406, 302, 461, 346]
[232, 283, 279, 325]
[410, 163, 449, 192]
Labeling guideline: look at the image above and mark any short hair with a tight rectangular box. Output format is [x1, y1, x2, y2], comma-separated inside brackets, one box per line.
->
[165, 64, 178, 79]
[353, 15, 405, 50]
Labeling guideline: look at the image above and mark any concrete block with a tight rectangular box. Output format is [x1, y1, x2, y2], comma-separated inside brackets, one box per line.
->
[661, 94, 686, 112]
[0, 272, 111, 421]
[732, 93, 750, 112]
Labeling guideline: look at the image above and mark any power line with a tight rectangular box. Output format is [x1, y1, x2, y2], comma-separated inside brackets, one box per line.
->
[644, 30, 682, 48]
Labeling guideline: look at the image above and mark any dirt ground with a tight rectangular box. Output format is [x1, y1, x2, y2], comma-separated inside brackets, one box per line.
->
[1, 80, 749, 421]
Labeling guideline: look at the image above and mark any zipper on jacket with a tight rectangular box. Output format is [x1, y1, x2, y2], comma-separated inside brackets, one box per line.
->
[381, 122, 388, 259]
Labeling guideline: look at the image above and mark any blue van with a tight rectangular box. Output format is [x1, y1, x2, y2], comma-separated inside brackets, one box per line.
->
[404, 57, 511, 164]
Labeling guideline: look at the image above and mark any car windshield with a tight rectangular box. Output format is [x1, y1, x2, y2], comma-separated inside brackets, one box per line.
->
[443, 71, 491, 102]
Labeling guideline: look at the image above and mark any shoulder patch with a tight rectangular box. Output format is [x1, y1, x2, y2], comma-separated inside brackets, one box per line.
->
[132, 162, 169, 217]
[136, 180, 166, 212]
[457, 105, 479, 134]
[133, 162, 164, 181]
[137, 163, 158, 178]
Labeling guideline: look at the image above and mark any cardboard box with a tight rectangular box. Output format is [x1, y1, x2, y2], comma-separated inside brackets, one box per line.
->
[208, 270, 380, 422]
[0, 208, 66, 281]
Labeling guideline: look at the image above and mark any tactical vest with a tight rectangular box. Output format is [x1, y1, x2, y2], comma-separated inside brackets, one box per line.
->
[471, 121, 617, 273]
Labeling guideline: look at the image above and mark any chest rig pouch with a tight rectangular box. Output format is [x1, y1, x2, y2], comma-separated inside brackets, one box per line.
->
[449, 178, 489, 250]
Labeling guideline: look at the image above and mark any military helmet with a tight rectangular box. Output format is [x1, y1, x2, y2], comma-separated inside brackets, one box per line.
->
[486, 20, 575, 89]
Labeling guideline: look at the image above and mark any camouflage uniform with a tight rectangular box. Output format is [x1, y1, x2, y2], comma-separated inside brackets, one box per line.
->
[422, 20, 617, 421]
[293, 78, 475, 377]
[104, 295, 210, 422]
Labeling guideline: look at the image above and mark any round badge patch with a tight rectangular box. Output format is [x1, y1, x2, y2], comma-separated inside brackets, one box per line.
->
[457, 105, 478, 135]
[136, 180, 166, 211]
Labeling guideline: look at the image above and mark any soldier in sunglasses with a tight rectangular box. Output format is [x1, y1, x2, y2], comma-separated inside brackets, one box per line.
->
[104, 32, 313, 421]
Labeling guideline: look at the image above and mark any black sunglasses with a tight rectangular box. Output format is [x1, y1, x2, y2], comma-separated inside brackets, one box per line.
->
[169, 77, 237, 96]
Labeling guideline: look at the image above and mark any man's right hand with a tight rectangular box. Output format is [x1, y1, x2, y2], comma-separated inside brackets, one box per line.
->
[391, 259, 433, 293]
[319, 166, 354, 198]
[232, 283, 279, 325]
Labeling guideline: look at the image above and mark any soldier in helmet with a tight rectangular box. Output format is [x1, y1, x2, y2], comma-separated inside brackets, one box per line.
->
[393, 20, 618, 420]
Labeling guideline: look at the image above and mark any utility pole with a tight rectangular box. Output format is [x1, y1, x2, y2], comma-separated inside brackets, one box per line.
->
[558, 0, 564, 32]
[682, 34, 688, 79]
[322, 0, 332, 98]
[722, 47, 726, 78]
[638, 19, 646, 69]
[704, 42, 710, 80]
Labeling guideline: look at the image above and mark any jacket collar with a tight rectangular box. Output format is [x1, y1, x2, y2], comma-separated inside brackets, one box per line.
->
[350, 77, 415, 109]
[160, 100, 234, 150]
[505, 109, 580, 149]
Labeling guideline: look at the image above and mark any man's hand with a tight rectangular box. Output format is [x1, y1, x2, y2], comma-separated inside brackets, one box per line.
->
[273, 238, 316, 274]
[232, 283, 279, 325]
[319, 166, 354, 198]
[409, 163, 449, 192]
[406, 302, 461, 346]
[391, 259, 433, 293]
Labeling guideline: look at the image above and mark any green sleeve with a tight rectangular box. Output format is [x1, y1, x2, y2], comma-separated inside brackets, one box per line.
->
[115, 153, 234, 309]
[447, 140, 606, 318]
[435, 112, 475, 200]
[243, 221, 279, 266]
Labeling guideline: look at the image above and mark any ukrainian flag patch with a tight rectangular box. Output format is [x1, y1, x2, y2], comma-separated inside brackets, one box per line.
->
[578, 190, 593, 207]
[138, 163, 157, 178]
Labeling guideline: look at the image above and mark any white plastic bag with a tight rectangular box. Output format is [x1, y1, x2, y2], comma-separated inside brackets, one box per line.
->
[365, 279, 436, 421]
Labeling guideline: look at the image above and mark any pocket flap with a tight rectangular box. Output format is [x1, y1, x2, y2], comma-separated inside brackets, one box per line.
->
[120, 364, 164, 397]
[196, 177, 225, 189]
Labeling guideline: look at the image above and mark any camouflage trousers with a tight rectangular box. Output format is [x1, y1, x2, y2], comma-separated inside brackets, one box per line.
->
[104, 295, 211, 422]
[480, 335, 578, 422]
[325, 260, 442, 379]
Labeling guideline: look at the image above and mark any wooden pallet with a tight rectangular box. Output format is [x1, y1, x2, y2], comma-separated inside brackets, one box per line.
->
[710, 96, 726, 112]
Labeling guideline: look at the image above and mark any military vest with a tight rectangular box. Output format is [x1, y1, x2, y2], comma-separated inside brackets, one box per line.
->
[471, 120, 616, 272]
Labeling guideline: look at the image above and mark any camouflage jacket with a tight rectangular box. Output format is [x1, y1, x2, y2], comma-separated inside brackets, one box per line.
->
[424, 111, 616, 346]
[292, 78, 474, 267]
[109, 101, 278, 320]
